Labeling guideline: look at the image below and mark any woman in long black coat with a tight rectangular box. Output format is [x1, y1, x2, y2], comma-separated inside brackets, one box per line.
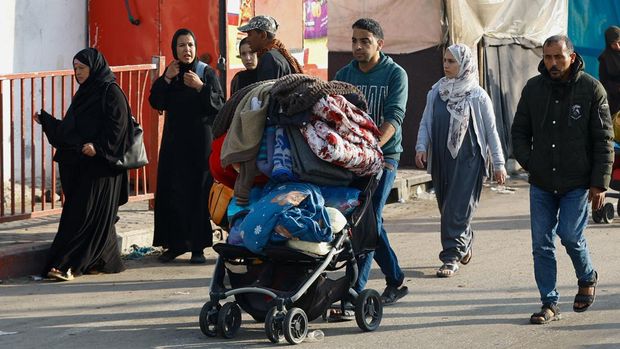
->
[149, 28, 225, 263]
[35, 48, 129, 281]
[599, 26, 620, 115]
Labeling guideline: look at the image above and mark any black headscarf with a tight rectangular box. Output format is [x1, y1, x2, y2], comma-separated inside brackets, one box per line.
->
[171, 28, 199, 76]
[61, 48, 116, 145]
[72, 48, 116, 103]
[599, 26, 620, 77]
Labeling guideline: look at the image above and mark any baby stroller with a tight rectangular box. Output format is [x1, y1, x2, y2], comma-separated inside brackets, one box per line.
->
[198, 173, 383, 345]
[592, 144, 620, 223]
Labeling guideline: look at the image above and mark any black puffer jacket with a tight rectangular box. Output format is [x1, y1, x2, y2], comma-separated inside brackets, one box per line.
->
[511, 54, 614, 193]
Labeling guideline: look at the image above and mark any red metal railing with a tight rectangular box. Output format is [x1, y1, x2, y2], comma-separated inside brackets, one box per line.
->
[0, 58, 165, 223]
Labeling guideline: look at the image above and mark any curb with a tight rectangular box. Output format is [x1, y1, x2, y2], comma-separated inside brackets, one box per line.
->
[117, 229, 154, 254]
[0, 229, 154, 280]
[0, 242, 51, 279]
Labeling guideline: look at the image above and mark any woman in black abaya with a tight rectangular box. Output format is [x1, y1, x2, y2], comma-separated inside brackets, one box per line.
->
[149, 28, 225, 263]
[34, 48, 129, 281]
[599, 26, 620, 115]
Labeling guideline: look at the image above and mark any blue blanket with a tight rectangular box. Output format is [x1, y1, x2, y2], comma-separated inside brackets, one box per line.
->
[240, 182, 333, 253]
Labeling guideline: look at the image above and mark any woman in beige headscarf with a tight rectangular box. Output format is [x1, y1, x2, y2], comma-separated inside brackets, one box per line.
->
[415, 43, 506, 277]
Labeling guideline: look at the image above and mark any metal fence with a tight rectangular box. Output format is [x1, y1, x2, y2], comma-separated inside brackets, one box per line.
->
[0, 59, 165, 223]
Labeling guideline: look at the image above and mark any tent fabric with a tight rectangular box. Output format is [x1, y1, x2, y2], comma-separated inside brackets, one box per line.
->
[327, 0, 444, 54]
[481, 36, 542, 158]
[568, 0, 620, 79]
[447, 0, 567, 48]
[329, 47, 445, 167]
[446, 0, 567, 159]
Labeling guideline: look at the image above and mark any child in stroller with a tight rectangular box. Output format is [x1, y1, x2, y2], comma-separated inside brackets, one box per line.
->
[198, 174, 383, 345]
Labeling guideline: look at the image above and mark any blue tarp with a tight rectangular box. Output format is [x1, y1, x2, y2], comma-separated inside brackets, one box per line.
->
[568, 0, 620, 79]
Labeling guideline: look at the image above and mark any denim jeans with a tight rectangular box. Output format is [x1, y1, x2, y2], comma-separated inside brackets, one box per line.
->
[530, 184, 596, 305]
[355, 158, 405, 292]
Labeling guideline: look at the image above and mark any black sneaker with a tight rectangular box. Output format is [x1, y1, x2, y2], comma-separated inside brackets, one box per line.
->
[381, 285, 408, 305]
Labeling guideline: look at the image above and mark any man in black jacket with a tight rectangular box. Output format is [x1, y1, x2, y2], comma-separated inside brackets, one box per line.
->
[512, 35, 614, 324]
[238, 15, 303, 81]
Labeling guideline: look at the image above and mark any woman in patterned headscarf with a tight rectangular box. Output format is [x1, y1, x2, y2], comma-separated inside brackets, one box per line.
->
[415, 43, 506, 277]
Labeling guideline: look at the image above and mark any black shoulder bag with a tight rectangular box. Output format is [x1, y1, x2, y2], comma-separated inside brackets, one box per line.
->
[102, 83, 149, 170]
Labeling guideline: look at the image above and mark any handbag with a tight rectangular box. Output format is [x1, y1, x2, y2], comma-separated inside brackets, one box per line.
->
[114, 116, 148, 170]
[103, 83, 149, 170]
[209, 181, 234, 225]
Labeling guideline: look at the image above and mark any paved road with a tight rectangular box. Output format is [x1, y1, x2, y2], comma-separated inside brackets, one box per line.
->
[1, 177, 619, 349]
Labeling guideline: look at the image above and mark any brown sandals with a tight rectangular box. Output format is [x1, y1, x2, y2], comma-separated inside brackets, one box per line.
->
[530, 303, 561, 324]
[461, 247, 473, 265]
[436, 262, 459, 277]
[573, 271, 598, 313]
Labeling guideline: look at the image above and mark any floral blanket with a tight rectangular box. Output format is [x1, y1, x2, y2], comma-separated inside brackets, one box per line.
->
[301, 95, 383, 176]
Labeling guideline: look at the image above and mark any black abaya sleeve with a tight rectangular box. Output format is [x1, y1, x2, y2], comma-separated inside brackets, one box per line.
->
[94, 84, 129, 163]
[39, 110, 66, 148]
[230, 73, 240, 95]
[149, 74, 172, 111]
[199, 67, 225, 123]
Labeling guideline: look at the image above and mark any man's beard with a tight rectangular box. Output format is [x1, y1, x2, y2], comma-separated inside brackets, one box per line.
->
[548, 66, 562, 80]
[354, 53, 370, 63]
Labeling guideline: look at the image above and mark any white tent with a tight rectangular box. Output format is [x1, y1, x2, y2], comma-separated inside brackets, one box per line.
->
[327, 0, 568, 164]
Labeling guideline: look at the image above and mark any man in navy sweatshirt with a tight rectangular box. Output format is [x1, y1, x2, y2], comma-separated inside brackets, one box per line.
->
[335, 18, 409, 306]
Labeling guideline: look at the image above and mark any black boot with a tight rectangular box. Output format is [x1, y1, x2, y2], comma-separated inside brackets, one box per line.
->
[190, 251, 206, 264]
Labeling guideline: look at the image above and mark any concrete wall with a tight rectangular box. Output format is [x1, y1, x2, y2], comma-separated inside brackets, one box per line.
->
[1, 0, 86, 183]
[0, 2, 17, 76]
[1, 0, 87, 74]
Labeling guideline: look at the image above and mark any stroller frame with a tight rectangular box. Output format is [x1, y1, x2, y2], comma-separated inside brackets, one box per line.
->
[199, 174, 384, 345]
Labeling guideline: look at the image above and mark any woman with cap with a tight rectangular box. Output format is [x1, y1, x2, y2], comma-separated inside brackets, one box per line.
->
[149, 28, 225, 264]
[34, 48, 129, 281]
[415, 43, 506, 277]
[599, 26, 620, 116]
[238, 15, 303, 81]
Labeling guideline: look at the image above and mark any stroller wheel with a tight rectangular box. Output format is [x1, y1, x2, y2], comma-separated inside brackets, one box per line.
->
[593, 207, 604, 224]
[217, 302, 242, 339]
[283, 307, 308, 345]
[603, 202, 615, 224]
[355, 289, 383, 332]
[199, 301, 221, 337]
[265, 306, 286, 343]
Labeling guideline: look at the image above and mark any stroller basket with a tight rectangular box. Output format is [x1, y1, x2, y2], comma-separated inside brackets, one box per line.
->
[213, 242, 349, 322]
